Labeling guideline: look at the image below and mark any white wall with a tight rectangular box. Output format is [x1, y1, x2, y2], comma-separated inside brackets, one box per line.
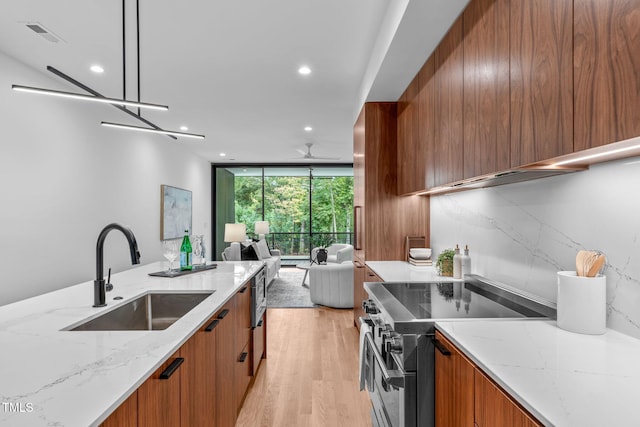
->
[0, 51, 211, 306]
[431, 157, 640, 338]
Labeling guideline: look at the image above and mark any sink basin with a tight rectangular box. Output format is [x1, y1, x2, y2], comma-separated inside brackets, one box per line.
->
[66, 292, 214, 331]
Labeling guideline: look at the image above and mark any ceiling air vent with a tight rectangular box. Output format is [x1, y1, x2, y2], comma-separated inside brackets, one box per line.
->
[25, 23, 65, 43]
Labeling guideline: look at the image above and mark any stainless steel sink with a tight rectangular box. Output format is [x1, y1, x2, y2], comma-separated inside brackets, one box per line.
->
[65, 292, 214, 331]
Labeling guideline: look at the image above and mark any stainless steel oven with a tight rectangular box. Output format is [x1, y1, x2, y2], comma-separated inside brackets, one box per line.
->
[359, 275, 555, 427]
[251, 266, 266, 327]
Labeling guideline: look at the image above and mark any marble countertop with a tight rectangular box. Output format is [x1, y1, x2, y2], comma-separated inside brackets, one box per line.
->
[366, 260, 462, 282]
[436, 320, 640, 427]
[0, 260, 263, 427]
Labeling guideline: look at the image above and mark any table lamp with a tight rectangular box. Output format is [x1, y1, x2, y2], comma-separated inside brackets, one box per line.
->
[224, 223, 246, 261]
[254, 221, 270, 240]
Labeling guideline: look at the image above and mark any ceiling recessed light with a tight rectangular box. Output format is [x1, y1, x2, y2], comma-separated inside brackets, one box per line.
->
[304, 126, 313, 132]
[298, 66, 311, 75]
[180, 125, 188, 131]
[90, 65, 104, 74]
[220, 153, 226, 157]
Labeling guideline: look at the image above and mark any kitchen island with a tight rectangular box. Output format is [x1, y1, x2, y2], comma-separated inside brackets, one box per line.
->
[436, 320, 640, 426]
[0, 260, 263, 427]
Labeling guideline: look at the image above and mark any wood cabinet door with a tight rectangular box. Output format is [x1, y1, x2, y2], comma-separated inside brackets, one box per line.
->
[180, 316, 218, 427]
[398, 56, 436, 194]
[574, 0, 640, 150]
[434, 331, 474, 427]
[353, 108, 366, 261]
[100, 391, 137, 427]
[433, 15, 464, 187]
[364, 266, 382, 283]
[475, 369, 542, 427]
[138, 352, 183, 427]
[235, 341, 252, 413]
[215, 300, 237, 427]
[463, 0, 510, 178]
[510, 0, 573, 166]
[353, 258, 366, 329]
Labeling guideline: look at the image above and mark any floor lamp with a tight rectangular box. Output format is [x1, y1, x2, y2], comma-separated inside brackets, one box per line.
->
[254, 221, 270, 241]
[224, 223, 246, 261]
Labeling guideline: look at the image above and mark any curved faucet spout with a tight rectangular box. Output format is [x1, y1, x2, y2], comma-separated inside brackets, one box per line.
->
[94, 223, 141, 307]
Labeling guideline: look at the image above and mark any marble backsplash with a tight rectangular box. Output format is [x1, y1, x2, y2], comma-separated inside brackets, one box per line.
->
[430, 156, 640, 339]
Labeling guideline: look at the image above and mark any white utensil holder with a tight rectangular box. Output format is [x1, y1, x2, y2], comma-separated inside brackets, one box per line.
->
[557, 271, 606, 335]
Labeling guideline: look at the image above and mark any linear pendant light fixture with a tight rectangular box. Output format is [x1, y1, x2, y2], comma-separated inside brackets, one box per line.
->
[11, 0, 204, 141]
[101, 121, 205, 139]
[11, 84, 168, 111]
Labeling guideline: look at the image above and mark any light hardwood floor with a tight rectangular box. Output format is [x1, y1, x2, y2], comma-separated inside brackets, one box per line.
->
[236, 308, 372, 427]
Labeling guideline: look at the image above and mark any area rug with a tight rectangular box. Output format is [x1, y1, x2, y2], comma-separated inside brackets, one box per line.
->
[267, 268, 317, 308]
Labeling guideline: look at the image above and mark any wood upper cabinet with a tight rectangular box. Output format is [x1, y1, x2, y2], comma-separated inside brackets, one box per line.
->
[433, 15, 464, 187]
[463, 0, 510, 178]
[435, 331, 542, 427]
[138, 351, 183, 427]
[510, 0, 573, 166]
[574, 0, 640, 151]
[397, 56, 436, 194]
[434, 331, 474, 427]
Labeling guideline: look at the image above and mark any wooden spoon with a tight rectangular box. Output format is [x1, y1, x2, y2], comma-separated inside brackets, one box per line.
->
[586, 254, 606, 277]
[576, 250, 590, 276]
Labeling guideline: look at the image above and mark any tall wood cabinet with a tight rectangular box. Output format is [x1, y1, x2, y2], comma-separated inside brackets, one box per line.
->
[353, 102, 430, 326]
[574, 0, 640, 151]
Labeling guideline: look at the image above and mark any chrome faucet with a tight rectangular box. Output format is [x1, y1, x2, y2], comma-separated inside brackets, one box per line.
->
[94, 223, 141, 307]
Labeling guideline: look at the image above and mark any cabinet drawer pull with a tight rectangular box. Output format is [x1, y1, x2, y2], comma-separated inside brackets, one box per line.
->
[217, 309, 230, 319]
[238, 352, 248, 363]
[205, 319, 220, 332]
[239, 286, 248, 294]
[432, 338, 451, 356]
[257, 319, 263, 327]
[159, 357, 184, 379]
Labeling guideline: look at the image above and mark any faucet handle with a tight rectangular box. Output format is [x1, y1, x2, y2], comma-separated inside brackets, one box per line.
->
[105, 267, 113, 292]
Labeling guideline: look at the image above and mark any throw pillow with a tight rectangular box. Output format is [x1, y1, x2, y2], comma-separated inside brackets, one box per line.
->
[240, 243, 260, 261]
[255, 239, 272, 259]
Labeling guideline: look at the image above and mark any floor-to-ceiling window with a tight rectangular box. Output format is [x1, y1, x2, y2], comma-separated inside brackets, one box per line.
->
[213, 165, 353, 263]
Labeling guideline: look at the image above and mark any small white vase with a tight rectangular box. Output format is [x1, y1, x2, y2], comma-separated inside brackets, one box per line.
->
[557, 271, 606, 335]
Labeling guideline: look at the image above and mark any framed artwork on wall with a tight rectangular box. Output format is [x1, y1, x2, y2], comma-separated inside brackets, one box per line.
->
[161, 185, 192, 240]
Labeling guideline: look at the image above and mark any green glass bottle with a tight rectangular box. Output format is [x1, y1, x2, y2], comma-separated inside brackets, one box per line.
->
[180, 230, 192, 271]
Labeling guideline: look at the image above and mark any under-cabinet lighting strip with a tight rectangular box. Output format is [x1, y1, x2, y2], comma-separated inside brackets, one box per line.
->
[101, 121, 205, 139]
[552, 143, 640, 166]
[12, 84, 169, 111]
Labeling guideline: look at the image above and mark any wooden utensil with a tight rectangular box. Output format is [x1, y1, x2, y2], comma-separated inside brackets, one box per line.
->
[586, 254, 606, 277]
[576, 250, 590, 276]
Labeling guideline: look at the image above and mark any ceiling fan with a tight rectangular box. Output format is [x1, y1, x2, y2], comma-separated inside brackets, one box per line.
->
[295, 142, 340, 160]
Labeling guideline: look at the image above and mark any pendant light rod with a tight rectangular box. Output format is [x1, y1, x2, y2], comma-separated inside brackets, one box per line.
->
[101, 121, 205, 139]
[47, 65, 177, 140]
[136, 0, 141, 116]
[11, 84, 168, 111]
[122, 0, 126, 101]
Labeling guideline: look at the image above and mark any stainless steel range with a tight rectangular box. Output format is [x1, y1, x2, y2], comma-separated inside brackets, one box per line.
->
[359, 275, 555, 427]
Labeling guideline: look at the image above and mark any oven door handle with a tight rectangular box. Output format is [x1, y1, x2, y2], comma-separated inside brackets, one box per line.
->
[365, 332, 407, 389]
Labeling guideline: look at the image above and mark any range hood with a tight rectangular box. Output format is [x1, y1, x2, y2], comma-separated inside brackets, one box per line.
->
[422, 165, 588, 195]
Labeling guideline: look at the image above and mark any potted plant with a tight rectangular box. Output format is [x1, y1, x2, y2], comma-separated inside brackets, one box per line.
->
[436, 248, 455, 277]
[312, 233, 336, 264]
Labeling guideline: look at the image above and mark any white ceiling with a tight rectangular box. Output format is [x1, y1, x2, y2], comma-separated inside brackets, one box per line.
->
[0, 0, 468, 164]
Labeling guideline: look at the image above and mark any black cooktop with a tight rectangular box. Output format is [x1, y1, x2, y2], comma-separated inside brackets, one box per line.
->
[364, 275, 555, 334]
